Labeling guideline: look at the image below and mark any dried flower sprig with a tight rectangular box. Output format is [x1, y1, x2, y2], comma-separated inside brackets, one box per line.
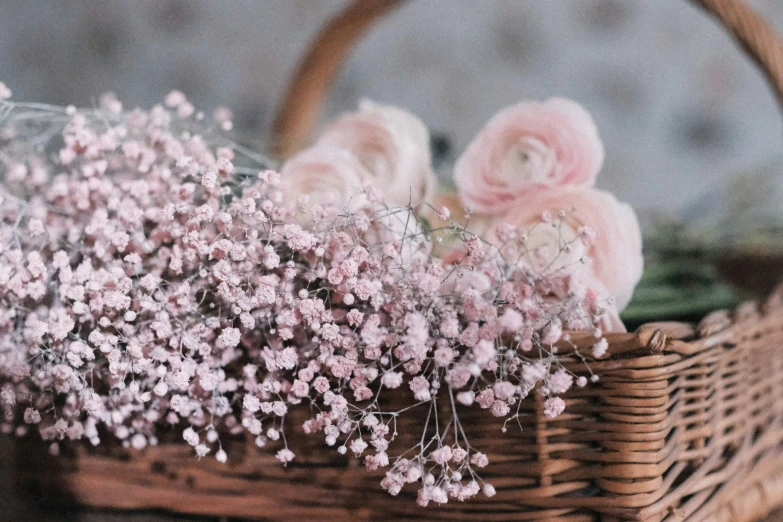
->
[0, 90, 616, 505]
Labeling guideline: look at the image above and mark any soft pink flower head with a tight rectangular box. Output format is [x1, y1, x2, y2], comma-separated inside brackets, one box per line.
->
[454, 98, 604, 213]
[280, 147, 371, 211]
[487, 186, 642, 311]
[315, 99, 436, 206]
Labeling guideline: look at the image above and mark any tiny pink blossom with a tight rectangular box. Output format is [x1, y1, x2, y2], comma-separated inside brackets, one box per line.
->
[470, 452, 489, 468]
[544, 397, 566, 418]
[592, 338, 609, 358]
[243, 395, 261, 413]
[276, 448, 295, 464]
[350, 438, 368, 455]
[28, 219, 45, 237]
[202, 170, 217, 189]
[490, 400, 510, 417]
[218, 327, 241, 348]
[24, 408, 41, 424]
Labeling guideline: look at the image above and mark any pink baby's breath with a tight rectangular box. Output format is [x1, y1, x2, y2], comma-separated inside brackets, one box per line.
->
[0, 93, 612, 508]
[544, 397, 566, 418]
[276, 448, 295, 464]
[592, 338, 609, 358]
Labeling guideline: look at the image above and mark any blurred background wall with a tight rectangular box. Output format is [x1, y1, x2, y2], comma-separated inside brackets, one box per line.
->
[1, 0, 782, 219]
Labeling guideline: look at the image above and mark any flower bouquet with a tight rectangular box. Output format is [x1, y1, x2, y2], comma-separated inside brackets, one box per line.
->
[0, 81, 643, 502]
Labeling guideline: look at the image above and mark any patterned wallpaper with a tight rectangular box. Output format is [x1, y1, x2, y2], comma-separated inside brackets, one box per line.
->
[1, 0, 782, 219]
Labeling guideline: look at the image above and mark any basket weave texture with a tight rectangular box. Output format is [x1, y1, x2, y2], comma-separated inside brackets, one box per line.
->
[13, 0, 783, 520]
[15, 290, 783, 521]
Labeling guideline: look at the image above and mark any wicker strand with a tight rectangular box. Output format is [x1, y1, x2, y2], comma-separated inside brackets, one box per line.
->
[270, 0, 783, 158]
[695, 0, 783, 108]
[270, 0, 406, 157]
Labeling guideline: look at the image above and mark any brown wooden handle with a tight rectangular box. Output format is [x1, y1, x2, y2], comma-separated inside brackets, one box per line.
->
[271, 0, 783, 158]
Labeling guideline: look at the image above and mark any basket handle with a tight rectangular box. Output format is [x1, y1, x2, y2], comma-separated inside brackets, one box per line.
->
[270, 0, 783, 158]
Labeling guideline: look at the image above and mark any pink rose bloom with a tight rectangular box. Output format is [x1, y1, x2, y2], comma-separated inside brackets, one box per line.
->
[315, 99, 436, 206]
[454, 98, 604, 213]
[280, 147, 372, 210]
[487, 186, 643, 312]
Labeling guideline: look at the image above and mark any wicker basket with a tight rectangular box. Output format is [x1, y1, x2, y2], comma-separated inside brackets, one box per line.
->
[13, 0, 783, 520]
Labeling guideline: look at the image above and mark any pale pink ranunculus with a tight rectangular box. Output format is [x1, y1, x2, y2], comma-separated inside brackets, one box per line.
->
[486, 186, 643, 311]
[454, 98, 604, 214]
[280, 146, 373, 211]
[315, 99, 437, 207]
